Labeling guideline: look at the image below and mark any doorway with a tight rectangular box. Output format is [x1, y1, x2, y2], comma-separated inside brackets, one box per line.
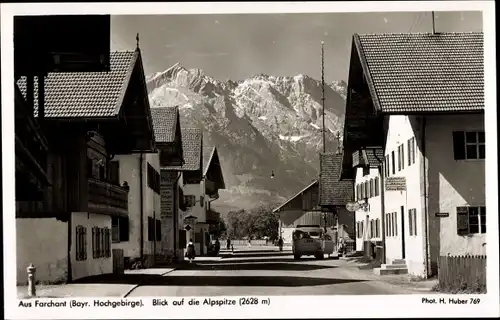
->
[401, 206, 406, 259]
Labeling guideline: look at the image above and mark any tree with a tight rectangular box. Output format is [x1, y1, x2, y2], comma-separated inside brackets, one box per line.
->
[224, 202, 280, 241]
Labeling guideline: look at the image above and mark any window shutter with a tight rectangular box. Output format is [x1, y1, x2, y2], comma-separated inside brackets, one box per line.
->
[120, 217, 129, 242]
[109, 161, 120, 185]
[457, 206, 469, 235]
[156, 219, 161, 241]
[179, 230, 187, 249]
[452, 132, 466, 160]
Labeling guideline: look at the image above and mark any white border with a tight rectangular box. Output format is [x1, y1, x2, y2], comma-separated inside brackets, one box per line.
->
[2, 1, 498, 319]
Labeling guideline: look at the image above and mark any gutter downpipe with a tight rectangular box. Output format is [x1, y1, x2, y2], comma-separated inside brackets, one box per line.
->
[173, 172, 182, 260]
[422, 117, 430, 277]
[139, 153, 144, 260]
[373, 149, 386, 264]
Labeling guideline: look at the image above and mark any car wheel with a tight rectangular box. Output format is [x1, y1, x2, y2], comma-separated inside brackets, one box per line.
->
[294, 254, 301, 260]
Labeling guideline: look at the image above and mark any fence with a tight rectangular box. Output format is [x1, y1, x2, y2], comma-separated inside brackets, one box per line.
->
[438, 255, 486, 293]
[220, 240, 270, 247]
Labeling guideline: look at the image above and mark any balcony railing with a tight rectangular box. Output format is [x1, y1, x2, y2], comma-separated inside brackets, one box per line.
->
[88, 178, 128, 217]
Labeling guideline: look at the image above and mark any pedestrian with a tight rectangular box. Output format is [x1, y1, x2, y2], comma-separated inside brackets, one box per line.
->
[337, 237, 345, 256]
[186, 239, 196, 263]
[278, 237, 283, 252]
[215, 238, 221, 254]
[227, 238, 231, 250]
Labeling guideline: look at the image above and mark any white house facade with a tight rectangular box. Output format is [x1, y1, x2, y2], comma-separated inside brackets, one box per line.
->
[340, 32, 484, 278]
[15, 49, 156, 284]
[112, 152, 162, 268]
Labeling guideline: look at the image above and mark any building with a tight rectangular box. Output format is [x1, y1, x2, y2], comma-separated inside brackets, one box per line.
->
[162, 128, 205, 254]
[202, 146, 226, 242]
[150, 106, 185, 262]
[15, 48, 155, 283]
[319, 152, 356, 247]
[340, 32, 484, 277]
[273, 180, 331, 244]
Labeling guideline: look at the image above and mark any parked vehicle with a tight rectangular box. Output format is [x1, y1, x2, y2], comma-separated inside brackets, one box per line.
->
[292, 225, 334, 260]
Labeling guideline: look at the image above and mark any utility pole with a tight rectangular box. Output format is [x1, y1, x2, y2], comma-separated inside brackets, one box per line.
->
[321, 41, 326, 154]
[431, 11, 436, 34]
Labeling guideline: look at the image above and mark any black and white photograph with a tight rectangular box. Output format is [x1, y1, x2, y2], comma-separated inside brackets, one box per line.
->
[2, 1, 498, 319]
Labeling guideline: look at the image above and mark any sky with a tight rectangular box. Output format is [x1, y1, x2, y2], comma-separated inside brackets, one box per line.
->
[110, 11, 482, 82]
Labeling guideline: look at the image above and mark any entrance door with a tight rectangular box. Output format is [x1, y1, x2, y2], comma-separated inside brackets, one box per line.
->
[401, 206, 406, 259]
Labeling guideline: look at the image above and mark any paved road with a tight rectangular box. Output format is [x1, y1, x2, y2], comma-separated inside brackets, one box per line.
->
[127, 250, 421, 297]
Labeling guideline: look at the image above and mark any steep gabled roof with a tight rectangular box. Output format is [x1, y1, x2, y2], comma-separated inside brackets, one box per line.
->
[354, 32, 484, 113]
[164, 127, 202, 171]
[16, 51, 139, 118]
[273, 180, 318, 213]
[151, 106, 179, 143]
[319, 153, 354, 206]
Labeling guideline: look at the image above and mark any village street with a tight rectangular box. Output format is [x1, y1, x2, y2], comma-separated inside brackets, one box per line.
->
[125, 248, 434, 297]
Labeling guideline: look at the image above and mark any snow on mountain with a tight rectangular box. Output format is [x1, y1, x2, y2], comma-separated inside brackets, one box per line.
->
[146, 64, 347, 213]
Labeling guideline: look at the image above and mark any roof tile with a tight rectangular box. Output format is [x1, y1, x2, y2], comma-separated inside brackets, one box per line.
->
[355, 32, 484, 113]
[16, 51, 137, 118]
[320, 153, 354, 206]
[151, 107, 178, 143]
[164, 127, 202, 171]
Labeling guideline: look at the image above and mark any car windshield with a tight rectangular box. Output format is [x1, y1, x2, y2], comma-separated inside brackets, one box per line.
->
[294, 230, 322, 240]
[309, 231, 321, 238]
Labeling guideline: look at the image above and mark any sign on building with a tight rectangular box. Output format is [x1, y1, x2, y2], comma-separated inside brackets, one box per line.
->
[385, 176, 407, 191]
[160, 185, 173, 218]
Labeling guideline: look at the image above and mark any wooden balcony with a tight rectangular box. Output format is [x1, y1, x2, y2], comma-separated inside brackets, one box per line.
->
[88, 178, 128, 217]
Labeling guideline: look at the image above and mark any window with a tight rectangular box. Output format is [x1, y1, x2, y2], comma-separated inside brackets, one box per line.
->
[112, 217, 129, 243]
[92, 227, 111, 259]
[386, 213, 391, 236]
[374, 177, 380, 196]
[375, 219, 380, 238]
[384, 155, 390, 177]
[408, 137, 416, 166]
[408, 208, 417, 236]
[148, 217, 155, 241]
[356, 184, 361, 200]
[398, 144, 405, 171]
[457, 206, 486, 235]
[370, 179, 375, 198]
[184, 195, 196, 207]
[391, 151, 396, 175]
[397, 145, 401, 171]
[108, 161, 120, 185]
[393, 212, 398, 236]
[156, 219, 161, 241]
[356, 221, 365, 239]
[147, 163, 161, 194]
[453, 131, 485, 160]
[76, 225, 87, 261]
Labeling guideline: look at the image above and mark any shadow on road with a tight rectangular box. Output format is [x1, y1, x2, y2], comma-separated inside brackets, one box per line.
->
[184, 262, 336, 271]
[74, 274, 366, 287]
[202, 257, 336, 265]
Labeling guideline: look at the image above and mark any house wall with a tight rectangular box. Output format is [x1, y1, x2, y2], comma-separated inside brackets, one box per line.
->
[182, 180, 207, 222]
[384, 115, 426, 276]
[425, 114, 486, 257]
[182, 180, 208, 254]
[71, 212, 112, 281]
[112, 153, 162, 266]
[16, 218, 68, 285]
[160, 170, 184, 260]
[354, 167, 382, 252]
